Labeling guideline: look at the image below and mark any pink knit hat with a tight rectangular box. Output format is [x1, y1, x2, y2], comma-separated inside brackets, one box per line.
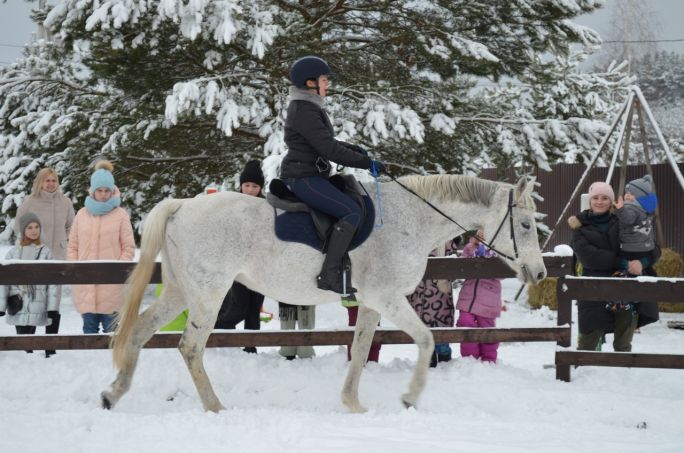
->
[587, 181, 615, 201]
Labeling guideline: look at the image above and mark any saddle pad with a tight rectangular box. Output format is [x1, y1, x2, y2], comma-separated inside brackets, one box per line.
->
[274, 196, 375, 251]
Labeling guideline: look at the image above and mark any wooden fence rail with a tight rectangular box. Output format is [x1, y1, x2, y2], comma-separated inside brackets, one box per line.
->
[555, 351, 684, 370]
[0, 255, 573, 285]
[0, 327, 570, 351]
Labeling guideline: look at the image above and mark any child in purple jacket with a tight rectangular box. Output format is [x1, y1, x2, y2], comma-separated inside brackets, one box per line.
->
[456, 231, 503, 363]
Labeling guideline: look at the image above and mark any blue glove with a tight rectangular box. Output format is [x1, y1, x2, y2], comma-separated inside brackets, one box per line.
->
[370, 160, 386, 176]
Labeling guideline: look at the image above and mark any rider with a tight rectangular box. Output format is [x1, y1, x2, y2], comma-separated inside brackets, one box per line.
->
[280, 55, 385, 295]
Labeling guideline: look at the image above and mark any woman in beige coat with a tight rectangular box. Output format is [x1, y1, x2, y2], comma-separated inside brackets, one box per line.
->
[15, 167, 75, 342]
[68, 160, 135, 334]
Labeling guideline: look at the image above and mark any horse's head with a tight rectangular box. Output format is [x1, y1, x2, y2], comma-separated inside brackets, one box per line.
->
[483, 177, 547, 285]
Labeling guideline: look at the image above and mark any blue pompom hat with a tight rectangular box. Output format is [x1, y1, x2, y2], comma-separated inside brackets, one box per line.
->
[626, 174, 658, 214]
[90, 160, 115, 192]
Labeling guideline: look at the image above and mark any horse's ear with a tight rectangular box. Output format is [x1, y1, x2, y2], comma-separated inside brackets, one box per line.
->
[515, 176, 535, 201]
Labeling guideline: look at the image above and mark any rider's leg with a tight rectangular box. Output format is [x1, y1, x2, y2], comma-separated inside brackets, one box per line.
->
[317, 219, 357, 294]
[288, 176, 362, 295]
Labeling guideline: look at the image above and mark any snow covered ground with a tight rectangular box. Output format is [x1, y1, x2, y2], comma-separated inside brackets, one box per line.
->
[1, 277, 683, 453]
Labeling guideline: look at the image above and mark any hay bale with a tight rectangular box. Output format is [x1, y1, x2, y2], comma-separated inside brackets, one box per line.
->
[654, 248, 684, 313]
[527, 277, 558, 310]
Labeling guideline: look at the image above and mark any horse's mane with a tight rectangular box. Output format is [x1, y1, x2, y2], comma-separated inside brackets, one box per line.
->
[396, 174, 535, 210]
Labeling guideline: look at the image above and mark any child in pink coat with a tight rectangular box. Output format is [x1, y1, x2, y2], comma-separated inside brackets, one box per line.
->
[456, 231, 503, 363]
[68, 160, 135, 333]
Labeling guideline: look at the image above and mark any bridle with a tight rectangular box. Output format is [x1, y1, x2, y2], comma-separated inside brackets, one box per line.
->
[486, 189, 519, 262]
[386, 172, 521, 262]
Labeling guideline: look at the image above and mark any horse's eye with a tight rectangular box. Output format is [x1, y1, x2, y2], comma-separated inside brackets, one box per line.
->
[521, 221, 531, 230]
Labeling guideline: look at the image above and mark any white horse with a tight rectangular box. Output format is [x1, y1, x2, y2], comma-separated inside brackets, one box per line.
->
[103, 175, 546, 413]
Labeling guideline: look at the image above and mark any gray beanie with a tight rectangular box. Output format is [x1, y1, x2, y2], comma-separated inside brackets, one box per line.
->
[625, 174, 653, 198]
[18, 212, 41, 237]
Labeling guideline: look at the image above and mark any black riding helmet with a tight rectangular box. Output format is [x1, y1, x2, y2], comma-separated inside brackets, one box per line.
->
[289, 56, 332, 88]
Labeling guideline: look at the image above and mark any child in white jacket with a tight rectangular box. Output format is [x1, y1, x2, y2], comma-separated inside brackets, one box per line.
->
[0, 212, 58, 356]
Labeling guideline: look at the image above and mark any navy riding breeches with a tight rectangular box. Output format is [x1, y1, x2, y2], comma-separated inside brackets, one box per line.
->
[287, 175, 362, 228]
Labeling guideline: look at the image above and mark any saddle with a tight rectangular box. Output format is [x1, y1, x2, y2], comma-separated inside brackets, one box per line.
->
[266, 174, 375, 252]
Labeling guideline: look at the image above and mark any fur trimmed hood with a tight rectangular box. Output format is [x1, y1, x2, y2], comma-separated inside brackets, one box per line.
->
[568, 209, 615, 230]
[568, 215, 583, 230]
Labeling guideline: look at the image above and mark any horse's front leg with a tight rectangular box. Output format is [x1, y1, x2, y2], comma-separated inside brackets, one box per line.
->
[374, 295, 434, 409]
[102, 284, 187, 410]
[341, 304, 381, 413]
[178, 296, 225, 413]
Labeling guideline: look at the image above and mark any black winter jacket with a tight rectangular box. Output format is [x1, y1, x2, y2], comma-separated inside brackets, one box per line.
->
[569, 210, 659, 333]
[280, 91, 371, 179]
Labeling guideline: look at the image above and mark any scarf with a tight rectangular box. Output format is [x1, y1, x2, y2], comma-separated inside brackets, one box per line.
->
[288, 86, 324, 108]
[589, 211, 612, 232]
[85, 196, 121, 216]
[20, 245, 44, 301]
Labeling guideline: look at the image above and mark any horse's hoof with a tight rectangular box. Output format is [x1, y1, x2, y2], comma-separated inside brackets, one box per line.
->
[401, 393, 417, 410]
[349, 403, 368, 414]
[101, 392, 113, 410]
[205, 403, 226, 413]
[342, 396, 367, 413]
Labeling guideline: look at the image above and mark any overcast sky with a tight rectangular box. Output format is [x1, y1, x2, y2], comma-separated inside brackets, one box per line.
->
[1, 0, 683, 66]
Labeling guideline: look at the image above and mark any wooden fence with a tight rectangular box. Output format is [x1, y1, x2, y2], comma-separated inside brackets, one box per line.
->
[555, 275, 684, 381]
[0, 256, 571, 352]
[2, 256, 683, 383]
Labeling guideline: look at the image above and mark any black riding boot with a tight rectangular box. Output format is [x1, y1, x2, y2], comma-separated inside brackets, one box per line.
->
[317, 220, 357, 295]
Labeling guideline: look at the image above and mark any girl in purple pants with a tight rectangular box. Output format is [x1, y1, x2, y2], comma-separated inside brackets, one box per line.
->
[456, 231, 503, 363]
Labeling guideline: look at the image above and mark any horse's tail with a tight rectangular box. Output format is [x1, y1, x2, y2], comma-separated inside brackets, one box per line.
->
[112, 198, 184, 370]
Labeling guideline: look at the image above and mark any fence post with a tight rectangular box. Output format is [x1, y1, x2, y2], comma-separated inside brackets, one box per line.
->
[556, 276, 572, 382]
[556, 277, 571, 345]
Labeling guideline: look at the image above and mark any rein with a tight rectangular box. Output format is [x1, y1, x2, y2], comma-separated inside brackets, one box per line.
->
[383, 171, 519, 262]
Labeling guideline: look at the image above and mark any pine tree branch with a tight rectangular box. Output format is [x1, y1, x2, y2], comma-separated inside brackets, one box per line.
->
[311, 0, 347, 27]
[0, 77, 107, 95]
[273, 0, 312, 21]
[124, 155, 212, 163]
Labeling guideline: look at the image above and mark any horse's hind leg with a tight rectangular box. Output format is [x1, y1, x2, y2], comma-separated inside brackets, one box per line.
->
[341, 305, 381, 413]
[102, 285, 186, 409]
[372, 296, 434, 409]
[178, 296, 224, 413]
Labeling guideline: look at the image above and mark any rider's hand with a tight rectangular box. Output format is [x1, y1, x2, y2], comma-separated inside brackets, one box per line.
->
[614, 196, 624, 210]
[370, 160, 386, 175]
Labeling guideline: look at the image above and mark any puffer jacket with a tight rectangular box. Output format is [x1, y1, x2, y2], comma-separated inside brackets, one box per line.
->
[67, 206, 135, 314]
[455, 241, 503, 319]
[615, 201, 655, 254]
[407, 240, 459, 328]
[1, 244, 58, 326]
[569, 210, 659, 333]
[280, 87, 371, 179]
[15, 191, 75, 260]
